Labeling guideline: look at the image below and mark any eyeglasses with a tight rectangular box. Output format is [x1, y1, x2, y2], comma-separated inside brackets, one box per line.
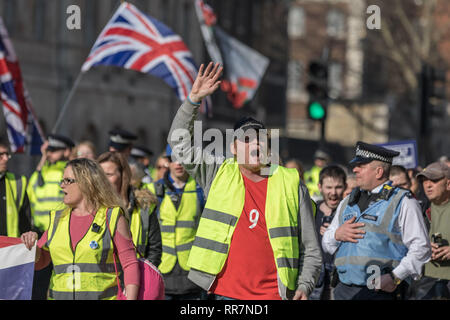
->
[60, 178, 76, 186]
[0, 152, 11, 159]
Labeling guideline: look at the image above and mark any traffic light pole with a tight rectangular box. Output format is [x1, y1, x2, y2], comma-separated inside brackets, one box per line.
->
[418, 64, 431, 165]
[320, 118, 326, 142]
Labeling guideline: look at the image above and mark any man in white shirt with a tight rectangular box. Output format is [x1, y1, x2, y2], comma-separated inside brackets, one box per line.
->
[322, 141, 431, 300]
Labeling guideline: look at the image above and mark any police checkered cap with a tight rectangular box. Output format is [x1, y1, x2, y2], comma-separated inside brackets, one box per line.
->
[350, 141, 400, 165]
[48, 134, 74, 150]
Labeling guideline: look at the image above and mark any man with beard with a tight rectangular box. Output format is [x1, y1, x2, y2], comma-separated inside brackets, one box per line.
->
[310, 165, 346, 300]
[168, 62, 321, 300]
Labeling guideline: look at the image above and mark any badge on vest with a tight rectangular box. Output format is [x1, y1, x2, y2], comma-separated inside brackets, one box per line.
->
[89, 240, 99, 249]
[361, 214, 378, 222]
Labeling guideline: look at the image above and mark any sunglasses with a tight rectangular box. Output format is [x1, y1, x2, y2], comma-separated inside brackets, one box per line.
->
[60, 178, 77, 186]
[0, 152, 11, 159]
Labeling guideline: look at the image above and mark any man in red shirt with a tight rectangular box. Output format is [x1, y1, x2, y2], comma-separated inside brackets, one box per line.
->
[168, 62, 322, 300]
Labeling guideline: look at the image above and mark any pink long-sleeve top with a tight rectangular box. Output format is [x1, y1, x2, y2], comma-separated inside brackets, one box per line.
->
[36, 212, 140, 287]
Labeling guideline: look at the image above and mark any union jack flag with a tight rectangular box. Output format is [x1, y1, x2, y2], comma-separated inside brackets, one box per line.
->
[0, 17, 44, 154]
[82, 2, 211, 115]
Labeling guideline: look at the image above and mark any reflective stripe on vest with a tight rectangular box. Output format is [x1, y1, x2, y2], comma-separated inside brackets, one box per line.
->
[187, 159, 300, 291]
[129, 204, 155, 255]
[46, 206, 121, 300]
[28, 161, 66, 232]
[335, 187, 409, 286]
[149, 177, 199, 273]
[5, 173, 26, 237]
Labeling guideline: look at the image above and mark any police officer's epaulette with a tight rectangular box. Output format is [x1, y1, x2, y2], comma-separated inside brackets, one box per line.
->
[348, 187, 361, 206]
[378, 184, 395, 201]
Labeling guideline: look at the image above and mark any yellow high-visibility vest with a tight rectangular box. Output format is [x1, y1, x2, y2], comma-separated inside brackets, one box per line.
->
[128, 203, 156, 255]
[27, 161, 66, 232]
[44, 206, 121, 300]
[147, 177, 199, 274]
[4, 172, 27, 237]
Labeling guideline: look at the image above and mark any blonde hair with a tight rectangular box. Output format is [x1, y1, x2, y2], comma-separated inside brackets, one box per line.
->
[66, 158, 125, 213]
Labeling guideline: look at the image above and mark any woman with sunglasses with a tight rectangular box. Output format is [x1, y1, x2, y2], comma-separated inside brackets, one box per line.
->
[21, 158, 140, 300]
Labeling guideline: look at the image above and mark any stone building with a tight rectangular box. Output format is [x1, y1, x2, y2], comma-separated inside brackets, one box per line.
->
[0, 0, 288, 175]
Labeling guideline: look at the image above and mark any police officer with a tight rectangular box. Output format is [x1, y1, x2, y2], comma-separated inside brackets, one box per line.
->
[108, 129, 137, 158]
[0, 140, 31, 237]
[130, 145, 154, 184]
[28, 134, 74, 234]
[322, 141, 431, 300]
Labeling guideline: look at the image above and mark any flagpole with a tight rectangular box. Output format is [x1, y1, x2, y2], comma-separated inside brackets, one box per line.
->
[51, 71, 83, 134]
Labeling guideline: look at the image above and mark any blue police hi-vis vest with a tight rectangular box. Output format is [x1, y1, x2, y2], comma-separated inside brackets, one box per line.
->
[334, 184, 409, 286]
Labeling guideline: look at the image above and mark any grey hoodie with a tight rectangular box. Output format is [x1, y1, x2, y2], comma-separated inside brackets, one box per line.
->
[167, 100, 322, 299]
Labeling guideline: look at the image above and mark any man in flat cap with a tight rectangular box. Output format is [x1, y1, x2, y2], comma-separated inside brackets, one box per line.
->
[27, 133, 74, 299]
[409, 162, 450, 299]
[108, 129, 137, 158]
[322, 141, 431, 300]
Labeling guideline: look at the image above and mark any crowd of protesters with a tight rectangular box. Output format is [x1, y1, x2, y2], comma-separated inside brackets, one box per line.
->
[0, 62, 449, 300]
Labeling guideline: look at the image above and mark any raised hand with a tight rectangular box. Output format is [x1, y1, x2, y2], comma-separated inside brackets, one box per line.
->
[188, 62, 223, 104]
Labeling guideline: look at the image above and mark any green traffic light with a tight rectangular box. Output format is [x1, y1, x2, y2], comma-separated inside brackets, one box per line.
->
[308, 101, 326, 120]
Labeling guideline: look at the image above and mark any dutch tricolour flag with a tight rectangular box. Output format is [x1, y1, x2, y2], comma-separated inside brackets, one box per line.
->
[0, 236, 35, 300]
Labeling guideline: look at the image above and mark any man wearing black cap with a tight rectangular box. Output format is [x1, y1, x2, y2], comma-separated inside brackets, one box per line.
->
[322, 141, 431, 300]
[27, 134, 74, 300]
[108, 129, 137, 158]
[130, 145, 154, 184]
[167, 62, 322, 300]
[28, 134, 74, 233]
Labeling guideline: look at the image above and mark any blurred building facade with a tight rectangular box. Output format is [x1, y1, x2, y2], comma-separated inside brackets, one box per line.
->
[0, 0, 288, 175]
[286, 0, 389, 149]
